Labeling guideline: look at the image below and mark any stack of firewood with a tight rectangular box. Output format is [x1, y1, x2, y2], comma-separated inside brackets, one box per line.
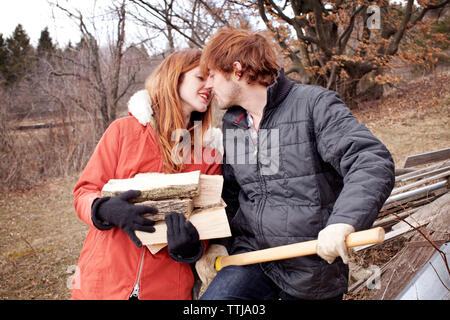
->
[348, 148, 450, 296]
[373, 148, 450, 233]
[101, 170, 231, 253]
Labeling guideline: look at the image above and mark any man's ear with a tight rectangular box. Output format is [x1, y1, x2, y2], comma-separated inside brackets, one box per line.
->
[232, 61, 243, 79]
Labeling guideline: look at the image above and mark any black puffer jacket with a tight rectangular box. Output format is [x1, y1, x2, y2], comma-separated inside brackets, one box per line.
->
[220, 69, 395, 299]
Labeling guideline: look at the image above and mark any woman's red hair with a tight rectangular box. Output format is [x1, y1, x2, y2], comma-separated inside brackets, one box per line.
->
[146, 49, 213, 173]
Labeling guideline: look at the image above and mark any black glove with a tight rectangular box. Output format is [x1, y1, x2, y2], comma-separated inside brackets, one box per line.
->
[165, 212, 203, 263]
[91, 190, 158, 248]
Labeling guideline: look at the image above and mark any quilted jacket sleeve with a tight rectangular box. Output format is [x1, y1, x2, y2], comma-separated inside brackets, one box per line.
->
[312, 90, 395, 231]
[73, 121, 120, 228]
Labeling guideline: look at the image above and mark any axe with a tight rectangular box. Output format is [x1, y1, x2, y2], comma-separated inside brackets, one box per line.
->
[215, 227, 385, 271]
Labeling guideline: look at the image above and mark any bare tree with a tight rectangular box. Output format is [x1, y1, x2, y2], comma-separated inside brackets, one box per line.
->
[240, 0, 450, 106]
[51, 0, 145, 133]
[128, 0, 238, 52]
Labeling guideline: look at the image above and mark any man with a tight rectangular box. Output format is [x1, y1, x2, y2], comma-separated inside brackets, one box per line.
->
[195, 28, 395, 300]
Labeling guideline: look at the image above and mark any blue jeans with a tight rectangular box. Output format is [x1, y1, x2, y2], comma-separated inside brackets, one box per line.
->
[200, 261, 343, 300]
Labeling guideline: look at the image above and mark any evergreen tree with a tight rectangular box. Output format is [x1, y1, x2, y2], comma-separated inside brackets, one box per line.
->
[37, 27, 55, 56]
[0, 34, 8, 83]
[3, 24, 35, 85]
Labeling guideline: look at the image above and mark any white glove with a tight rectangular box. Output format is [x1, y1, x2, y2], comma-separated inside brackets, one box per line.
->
[195, 244, 228, 285]
[316, 223, 355, 264]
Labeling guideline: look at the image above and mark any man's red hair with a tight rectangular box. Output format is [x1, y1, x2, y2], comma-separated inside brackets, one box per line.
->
[201, 28, 279, 86]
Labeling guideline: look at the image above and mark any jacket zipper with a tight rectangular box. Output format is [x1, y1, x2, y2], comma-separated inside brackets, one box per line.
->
[256, 105, 272, 248]
[253, 111, 268, 248]
[130, 248, 145, 299]
[256, 140, 267, 247]
[231, 113, 267, 246]
[233, 110, 267, 247]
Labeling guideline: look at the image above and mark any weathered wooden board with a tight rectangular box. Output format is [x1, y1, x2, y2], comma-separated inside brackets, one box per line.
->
[395, 168, 418, 176]
[356, 217, 432, 252]
[101, 170, 201, 202]
[135, 207, 231, 245]
[372, 208, 420, 228]
[391, 170, 450, 195]
[395, 160, 450, 182]
[381, 181, 448, 211]
[391, 191, 450, 231]
[363, 192, 450, 300]
[395, 164, 450, 185]
[403, 148, 450, 168]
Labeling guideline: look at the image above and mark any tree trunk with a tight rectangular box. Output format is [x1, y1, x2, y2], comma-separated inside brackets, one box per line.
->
[337, 77, 359, 109]
[357, 71, 384, 102]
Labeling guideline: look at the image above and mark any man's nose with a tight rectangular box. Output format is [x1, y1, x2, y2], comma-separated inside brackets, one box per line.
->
[204, 76, 213, 90]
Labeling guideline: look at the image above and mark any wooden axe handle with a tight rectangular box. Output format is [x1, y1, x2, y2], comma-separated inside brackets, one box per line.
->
[215, 227, 385, 271]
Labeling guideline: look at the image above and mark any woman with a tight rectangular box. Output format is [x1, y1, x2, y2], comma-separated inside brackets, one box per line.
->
[72, 49, 222, 300]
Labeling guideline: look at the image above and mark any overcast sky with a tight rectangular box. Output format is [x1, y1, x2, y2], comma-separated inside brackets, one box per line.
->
[0, 0, 411, 50]
[0, 0, 144, 48]
[1, 0, 79, 46]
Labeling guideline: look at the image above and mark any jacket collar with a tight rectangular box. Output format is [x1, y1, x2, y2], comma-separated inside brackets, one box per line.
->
[223, 68, 295, 128]
[127, 89, 223, 153]
[127, 89, 153, 127]
[266, 68, 295, 110]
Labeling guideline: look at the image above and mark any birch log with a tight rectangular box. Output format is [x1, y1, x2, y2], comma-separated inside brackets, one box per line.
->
[138, 199, 193, 221]
[101, 170, 201, 202]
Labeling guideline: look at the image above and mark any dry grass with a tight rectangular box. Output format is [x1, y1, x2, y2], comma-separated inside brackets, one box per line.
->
[1, 112, 98, 192]
[352, 72, 450, 167]
[344, 236, 412, 300]
[0, 175, 88, 299]
[0, 72, 448, 300]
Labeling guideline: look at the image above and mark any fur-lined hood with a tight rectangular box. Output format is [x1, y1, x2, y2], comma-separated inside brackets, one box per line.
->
[127, 90, 223, 154]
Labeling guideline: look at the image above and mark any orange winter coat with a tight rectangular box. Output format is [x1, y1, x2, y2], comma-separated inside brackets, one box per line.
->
[72, 115, 221, 300]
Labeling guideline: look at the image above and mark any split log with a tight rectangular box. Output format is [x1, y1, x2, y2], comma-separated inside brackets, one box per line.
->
[135, 207, 231, 246]
[101, 171, 229, 253]
[193, 174, 224, 208]
[138, 199, 193, 221]
[101, 170, 201, 202]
